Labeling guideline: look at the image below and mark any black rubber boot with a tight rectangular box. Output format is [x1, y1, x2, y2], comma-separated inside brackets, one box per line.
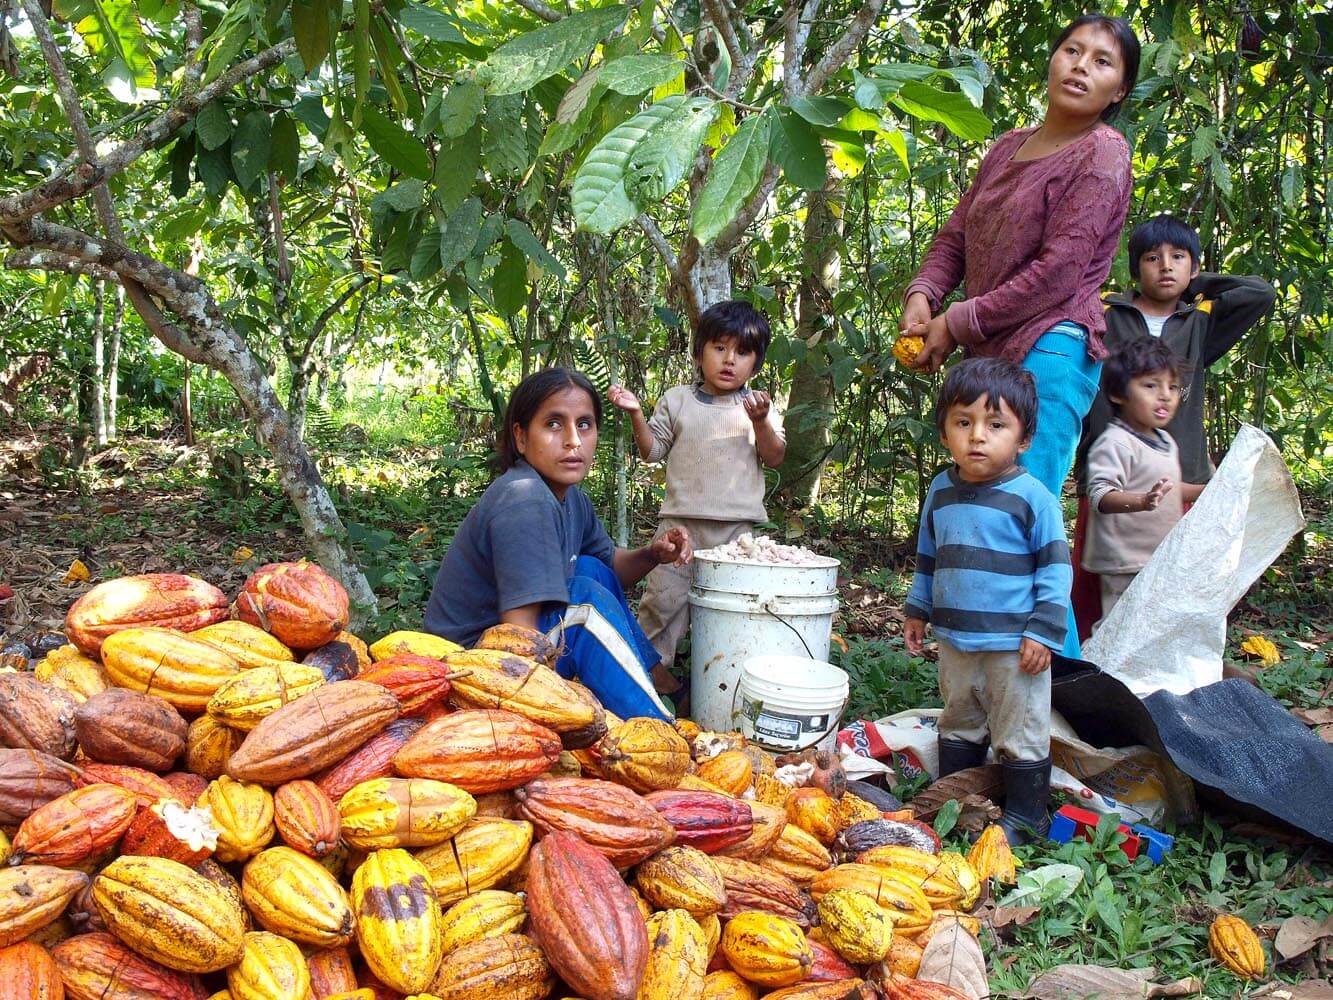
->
[997, 756, 1052, 846]
[937, 736, 989, 778]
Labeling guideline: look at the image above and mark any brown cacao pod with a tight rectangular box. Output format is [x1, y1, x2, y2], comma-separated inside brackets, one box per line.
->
[227, 680, 400, 785]
[0, 940, 62, 1000]
[356, 654, 453, 716]
[51, 931, 208, 1000]
[350, 848, 442, 995]
[302, 641, 362, 683]
[696, 751, 753, 796]
[200, 775, 275, 863]
[425, 932, 553, 1000]
[445, 650, 599, 735]
[193, 620, 295, 670]
[526, 830, 648, 1000]
[0, 749, 82, 826]
[314, 717, 425, 800]
[233, 561, 349, 651]
[514, 775, 675, 868]
[338, 776, 476, 849]
[64, 574, 228, 656]
[392, 709, 561, 793]
[119, 798, 218, 865]
[474, 622, 560, 667]
[414, 816, 534, 905]
[100, 628, 241, 714]
[240, 847, 354, 947]
[186, 714, 245, 780]
[333, 630, 372, 668]
[836, 819, 940, 861]
[10, 783, 138, 867]
[272, 779, 341, 857]
[1209, 914, 1265, 979]
[598, 717, 692, 793]
[305, 945, 357, 999]
[643, 789, 754, 854]
[0, 675, 77, 760]
[73, 688, 187, 771]
[0, 866, 88, 947]
[160, 771, 209, 803]
[712, 855, 815, 927]
[76, 763, 177, 808]
[716, 800, 787, 861]
[719, 911, 813, 988]
[635, 844, 727, 917]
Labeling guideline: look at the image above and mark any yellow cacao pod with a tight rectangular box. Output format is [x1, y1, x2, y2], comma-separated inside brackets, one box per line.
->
[857, 845, 967, 908]
[835, 792, 882, 831]
[720, 911, 813, 988]
[635, 845, 727, 918]
[698, 911, 721, 960]
[200, 775, 275, 863]
[415, 817, 533, 905]
[1209, 914, 1265, 979]
[786, 788, 840, 846]
[761, 823, 833, 886]
[187, 713, 246, 779]
[206, 663, 326, 731]
[817, 888, 894, 964]
[369, 630, 462, 661]
[226, 931, 310, 1000]
[810, 865, 933, 935]
[675, 719, 703, 742]
[438, 890, 527, 954]
[753, 774, 796, 810]
[101, 627, 241, 713]
[426, 932, 554, 1000]
[0, 865, 87, 947]
[932, 852, 981, 910]
[194, 621, 295, 670]
[892, 335, 924, 366]
[34, 645, 108, 702]
[966, 824, 1016, 884]
[639, 909, 709, 1000]
[599, 717, 692, 793]
[702, 970, 759, 1000]
[445, 650, 598, 736]
[241, 845, 354, 947]
[351, 848, 442, 995]
[338, 777, 476, 849]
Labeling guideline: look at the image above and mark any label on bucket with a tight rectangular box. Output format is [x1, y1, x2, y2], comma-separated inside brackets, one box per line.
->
[742, 697, 831, 745]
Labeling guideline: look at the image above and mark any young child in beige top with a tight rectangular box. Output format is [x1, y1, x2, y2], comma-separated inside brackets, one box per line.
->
[608, 301, 786, 699]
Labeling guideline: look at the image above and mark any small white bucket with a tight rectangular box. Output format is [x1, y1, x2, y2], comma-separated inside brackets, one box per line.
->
[736, 655, 849, 753]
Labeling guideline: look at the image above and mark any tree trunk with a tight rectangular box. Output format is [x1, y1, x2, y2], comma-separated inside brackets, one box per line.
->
[288, 362, 310, 441]
[692, 243, 733, 309]
[90, 280, 106, 447]
[777, 179, 844, 507]
[105, 283, 123, 441]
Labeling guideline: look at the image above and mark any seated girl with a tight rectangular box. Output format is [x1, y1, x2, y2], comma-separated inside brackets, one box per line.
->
[422, 368, 689, 721]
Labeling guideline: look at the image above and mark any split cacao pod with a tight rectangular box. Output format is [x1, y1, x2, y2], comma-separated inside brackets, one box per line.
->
[635, 844, 727, 918]
[206, 664, 326, 731]
[836, 819, 940, 861]
[186, 714, 245, 780]
[786, 788, 841, 846]
[338, 776, 476, 849]
[392, 709, 561, 793]
[91, 855, 246, 972]
[10, 783, 138, 867]
[0, 940, 62, 1000]
[438, 889, 526, 954]
[1209, 914, 1265, 979]
[643, 790, 754, 855]
[233, 561, 349, 651]
[227, 681, 400, 785]
[240, 846, 354, 947]
[712, 855, 815, 927]
[475, 622, 559, 667]
[696, 751, 753, 797]
[64, 573, 228, 656]
[425, 932, 553, 1000]
[702, 970, 759, 1000]
[598, 717, 692, 793]
[51, 931, 208, 1000]
[194, 620, 295, 671]
[525, 830, 649, 1000]
[639, 908, 710, 1000]
[0, 866, 88, 947]
[350, 848, 442, 995]
[445, 650, 599, 735]
[761, 823, 833, 886]
[33, 645, 107, 703]
[119, 798, 218, 865]
[716, 801, 786, 861]
[719, 911, 813, 988]
[415, 816, 533, 905]
[200, 775, 275, 863]
[368, 630, 462, 662]
[356, 654, 453, 716]
[817, 888, 893, 964]
[76, 763, 176, 808]
[0, 749, 82, 826]
[809, 866, 933, 936]
[74, 688, 187, 770]
[0, 674, 77, 760]
[514, 775, 675, 868]
[226, 931, 310, 1000]
[101, 628, 241, 714]
[272, 780, 341, 857]
[316, 716, 425, 800]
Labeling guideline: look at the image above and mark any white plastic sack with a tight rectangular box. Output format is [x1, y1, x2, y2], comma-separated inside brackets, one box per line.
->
[1082, 425, 1305, 697]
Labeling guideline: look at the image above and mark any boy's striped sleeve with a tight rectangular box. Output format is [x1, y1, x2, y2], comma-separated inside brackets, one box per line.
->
[1024, 489, 1072, 649]
[905, 478, 940, 621]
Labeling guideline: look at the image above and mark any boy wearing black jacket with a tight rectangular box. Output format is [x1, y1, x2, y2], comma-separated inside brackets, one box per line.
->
[1071, 214, 1276, 638]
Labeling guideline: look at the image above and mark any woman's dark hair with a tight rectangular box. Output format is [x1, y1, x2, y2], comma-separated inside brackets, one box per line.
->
[935, 358, 1039, 443]
[1052, 13, 1141, 121]
[1127, 214, 1202, 280]
[496, 367, 601, 471]
[692, 300, 772, 370]
[1102, 339, 1192, 413]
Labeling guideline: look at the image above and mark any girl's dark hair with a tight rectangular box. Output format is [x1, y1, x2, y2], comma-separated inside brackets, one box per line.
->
[692, 300, 772, 370]
[1052, 13, 1141, 121]
[496, 367, 601, 471]
[1102, 339, 1191, 413]
[935, 358, 1039, 443]
[1127, 214, 1202, 280]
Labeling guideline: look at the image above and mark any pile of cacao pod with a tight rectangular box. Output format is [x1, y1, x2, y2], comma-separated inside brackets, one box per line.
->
[0, 562, 1011, 1000]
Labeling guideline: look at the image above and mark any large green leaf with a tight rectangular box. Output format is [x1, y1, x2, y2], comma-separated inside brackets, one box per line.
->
[202, 3, 249, 86]
[599, 53, 685, 95]
[505, 219, 566, 280]
[397, 1, 465, 43]
[558, 66, 602, 124]
[361, 105, 432, 179]
[436, 80, 483, 138]
[268, 112, 300, 179]
[768, 107, 826, 191]
[439, 197, 484, 273]
[572, 96, 683, 233]
[290, 0, 332, 75]
[491, 238, 529, 314]
[479, 7, 627, 96]
[230, 110, 272, 191]
[64, 0, 157, 101]
[625, 96, 718, 203]
[483, 95, 529, 176]
[791, 95, 849, 127]
[435, 126, 481, 212]
[410, 218, 442, 280]
[692, 113, 769, 242]
[353, 0, 370, 119]
[195, 101, 232, 150]
[890, 81, 991, 143]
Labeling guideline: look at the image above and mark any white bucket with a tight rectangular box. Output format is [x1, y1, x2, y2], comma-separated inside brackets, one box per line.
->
[736, 655, 850, 753]
[689, 553, 840, 735]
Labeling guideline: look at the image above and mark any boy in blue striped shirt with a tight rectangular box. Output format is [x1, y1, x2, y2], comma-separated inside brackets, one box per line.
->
[904, 358, 1072, 844]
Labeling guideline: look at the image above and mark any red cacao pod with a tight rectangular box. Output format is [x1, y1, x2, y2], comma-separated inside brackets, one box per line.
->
[314, 717, 426, 801]
[51, 931, 208, 1000]
[10, 783, 138, 867]
[644, 789, 754, 854]
[77, 763, 178, 809]
[357, 654, 453, 716]
[273, 779, 341, 858]
[392, 709, 562, 793]
[514, 776, 675, 868]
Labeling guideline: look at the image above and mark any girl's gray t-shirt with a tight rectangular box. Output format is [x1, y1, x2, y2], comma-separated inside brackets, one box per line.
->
[422, 460, 615, 646]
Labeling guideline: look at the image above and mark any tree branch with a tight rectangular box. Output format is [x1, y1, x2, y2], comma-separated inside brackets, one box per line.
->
[803, 0, 884, 96]
[784, 0, 821, 100]
[512, 0, 563, 23]
[636, 213, 679, 273]
[713, 162, 780, 253]
[6, 249, 122, 285]
[701, 0, 744, 70]
[301, 274, 372, 369]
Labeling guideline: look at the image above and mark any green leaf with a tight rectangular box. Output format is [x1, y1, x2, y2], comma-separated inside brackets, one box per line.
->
[881, 125, 910, 171]
[1211, 152, 1233, 197]
[410, 218, 443, 280]
[599, 53, 685, 95]
[1191, 125, 1217, 165]
[439, 196, 484, 273]
[653, 27, 686, 100]
[692, 113, 769, 242]
[625, 96, 718, 203]
[572, 96, 684, 233]
[353, 0, 371, 120]
[791, 95, 848, 127]
[479, 7, 627, 96]
[168, 137, 195, 197]
[196, 143, 232, 196]
[829, 135, 865, 176]
[202, 3, 249, 86]
[505, 219, 566, 280]
[558, 66, 603, 124]
[933, 798, 961, 837]
[195, 101, 232, 150]
[998, 864, 1084, 908]
[705, 103, 736, 149]
[890, 81, 992, 142]
[292, 94, 330, 137]
[1281, 163, 1303, 209]
[491, 238, 529, 314]
[434, 126, 481, 212]
[230, 110, 272, 191]
[543, 78, 606, 155]
[1208, 850, 1228, 889]
[291, 0, 332, 75]
[483, 94, 529, 176]
[397, 1, 465, 43]
[361, 105, 431, 180]
[436, 80, 484, 138]
[369, 16, 409, 115]
[268, 112, 300, 179]
[768, 107, 826, 191]
[379, 178, 425, 212]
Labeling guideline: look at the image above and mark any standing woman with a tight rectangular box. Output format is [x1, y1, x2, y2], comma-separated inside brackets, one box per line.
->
[902, 14, 1140, 670]
[422, 368, 688, 722]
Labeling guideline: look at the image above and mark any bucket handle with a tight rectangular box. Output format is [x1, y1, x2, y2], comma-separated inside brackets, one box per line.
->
[756, 599, 816, 660]
[729, 680, 846, 755]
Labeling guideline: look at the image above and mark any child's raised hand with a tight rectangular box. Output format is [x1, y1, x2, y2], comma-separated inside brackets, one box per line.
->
[742, 390, 772, 423]
[1018, 637, 1051, 675]
[903, 617, 927, 656]
[652, 526, 692, 566]
[1143, 477, 1173, 511]
[607, 385, 641, 414]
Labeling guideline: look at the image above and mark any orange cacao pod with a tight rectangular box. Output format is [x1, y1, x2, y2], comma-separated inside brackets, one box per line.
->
[762, 823, 833, 886]
[514, 775, 675, 868]
[11, 783, 138, 867]
[0, 749, 82, 826]
[878, 979, 972, 1000]
[73, 688, 187, 771]
[161, 771, 209, 803]
[474, 622, 560, 667]
[643, 789, 754, 854]
[526, 830, 648, 1000]
[77, 763, 177, 808]
[766, 982, 874, 1000]
[392, 709, 561, 793]
[315, 717, 425, 800]
[51, 931, 208, 1000]
[786, 787, 841, 846]
[696, 750, 753, 796]
[1209, 914, 1265, 979]
[273, 780, 341, 857]
[356, 654, 453, 716]
[0, 674, 77, 760]
[64, 573, 228, 656]
[305, 945, 357, 999]
[233, 561, 349, 651]
[0, 941, 62, 1000]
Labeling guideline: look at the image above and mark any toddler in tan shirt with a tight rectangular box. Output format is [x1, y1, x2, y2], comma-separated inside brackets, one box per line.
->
[609, 301, 786, 696]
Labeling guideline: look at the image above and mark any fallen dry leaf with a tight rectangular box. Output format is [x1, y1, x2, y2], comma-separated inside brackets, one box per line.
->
[911, 765, 1005, 821]
[957, 793, 1002, 833]
[917, 921, 989, 999]
[1024, 964, 1202, 999]
[1253, 982, 1333, 1000]
[1291, 707, 1333, 727]
[1240, 634, 1281, 665]
[1275, 914, 1333, 962]
[985, 905, 1040, 932]
[61, 558, 89, 584]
